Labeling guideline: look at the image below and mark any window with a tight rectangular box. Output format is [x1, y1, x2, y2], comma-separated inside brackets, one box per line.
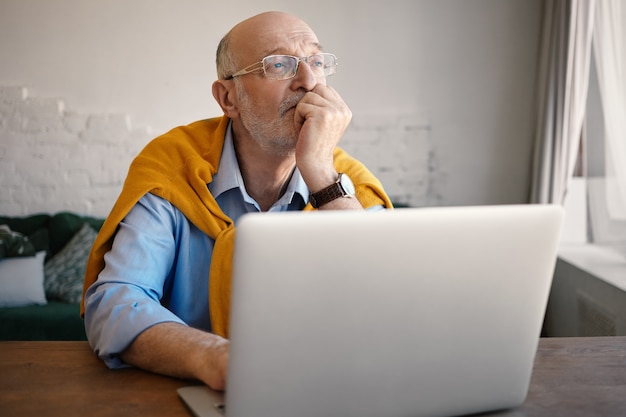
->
[584, 3, 626, 251]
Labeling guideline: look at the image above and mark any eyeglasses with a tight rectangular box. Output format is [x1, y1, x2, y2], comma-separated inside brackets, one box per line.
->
[225, 53, 338, 80]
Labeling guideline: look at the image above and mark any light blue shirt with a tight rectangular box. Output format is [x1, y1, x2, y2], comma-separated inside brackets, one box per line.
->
[84, 123, 382, 368]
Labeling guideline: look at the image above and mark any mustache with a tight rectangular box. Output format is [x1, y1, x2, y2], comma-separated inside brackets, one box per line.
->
[278, 91, 306, 117]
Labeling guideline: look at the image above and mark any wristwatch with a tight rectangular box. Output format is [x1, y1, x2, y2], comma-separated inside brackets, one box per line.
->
[309, 173, 356, 208]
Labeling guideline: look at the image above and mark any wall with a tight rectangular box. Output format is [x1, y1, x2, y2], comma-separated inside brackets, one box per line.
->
[0, 0, 543, 216]
[0, 86, 150, 215]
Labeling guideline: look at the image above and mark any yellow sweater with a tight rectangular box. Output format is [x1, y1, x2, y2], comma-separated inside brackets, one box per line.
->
[81, 115, 392, 337]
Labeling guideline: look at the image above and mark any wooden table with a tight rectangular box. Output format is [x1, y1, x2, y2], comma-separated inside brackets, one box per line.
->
[0, 341, 190, 417]
[494, 336, 626, 417]
[1, 337, 626, 416]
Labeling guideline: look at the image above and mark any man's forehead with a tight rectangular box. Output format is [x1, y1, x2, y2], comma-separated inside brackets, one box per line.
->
[230, 12, 320, 56]
[261, 40, 324, 57]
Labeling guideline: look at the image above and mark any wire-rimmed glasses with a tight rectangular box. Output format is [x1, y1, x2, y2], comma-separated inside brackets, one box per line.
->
[225, 53, 338, 80]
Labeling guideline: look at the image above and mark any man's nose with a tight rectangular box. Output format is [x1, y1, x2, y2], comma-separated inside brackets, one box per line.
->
[291, 60, 319, 91]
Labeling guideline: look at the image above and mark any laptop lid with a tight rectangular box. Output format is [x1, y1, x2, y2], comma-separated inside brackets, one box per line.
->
[179, 204, 563, 417]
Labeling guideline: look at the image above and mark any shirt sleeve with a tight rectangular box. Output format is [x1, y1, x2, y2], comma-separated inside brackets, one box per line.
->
[83, 193, 188, 369]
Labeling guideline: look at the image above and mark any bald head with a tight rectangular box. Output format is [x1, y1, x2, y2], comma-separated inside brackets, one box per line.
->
[216, 11, 321, 80]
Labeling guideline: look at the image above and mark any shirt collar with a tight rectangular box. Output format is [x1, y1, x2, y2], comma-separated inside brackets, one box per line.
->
[209, 121, 310, 207]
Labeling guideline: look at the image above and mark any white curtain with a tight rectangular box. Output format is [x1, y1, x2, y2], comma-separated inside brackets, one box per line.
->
[592, 0, 626, 221]
[530, 0, 596, 204]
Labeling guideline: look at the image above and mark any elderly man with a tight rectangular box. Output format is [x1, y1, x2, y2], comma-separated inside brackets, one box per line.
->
[82, 11, 392, 391]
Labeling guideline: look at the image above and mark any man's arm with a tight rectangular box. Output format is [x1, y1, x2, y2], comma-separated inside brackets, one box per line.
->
[84, 194, 226, 387]
[120, 322, 229, 390]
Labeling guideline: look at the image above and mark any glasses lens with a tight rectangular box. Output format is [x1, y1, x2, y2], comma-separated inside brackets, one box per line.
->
[261, 54, 338, 80]
[307, 53, 337, 77]
[263, 55, 298, 80]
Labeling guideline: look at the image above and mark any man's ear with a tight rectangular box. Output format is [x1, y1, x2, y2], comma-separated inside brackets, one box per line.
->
[212, 80, 239, 118]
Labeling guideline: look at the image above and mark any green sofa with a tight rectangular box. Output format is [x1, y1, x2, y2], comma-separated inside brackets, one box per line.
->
[0, 212, 104, 340]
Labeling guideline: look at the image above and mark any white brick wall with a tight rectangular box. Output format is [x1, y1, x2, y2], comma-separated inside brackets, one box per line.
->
[0, 86, 433, 216]
[0, 86, 151, 217]
[341, 113, 434, 208]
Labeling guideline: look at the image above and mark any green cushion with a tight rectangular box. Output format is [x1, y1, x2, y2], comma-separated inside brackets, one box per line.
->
[0, 214, 51, 237]
[48, 212, 104, 257]
[0, 301, 86, 340]
[0, 225, 36, 259]
[0, 214, 51, 255]
[0, 213, 104, 258]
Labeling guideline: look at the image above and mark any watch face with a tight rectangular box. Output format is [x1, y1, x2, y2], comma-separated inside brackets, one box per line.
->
[339, 173, 356, 196]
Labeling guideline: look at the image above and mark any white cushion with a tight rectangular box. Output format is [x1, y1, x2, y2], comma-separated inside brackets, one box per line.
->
[0, 251, 47, 307]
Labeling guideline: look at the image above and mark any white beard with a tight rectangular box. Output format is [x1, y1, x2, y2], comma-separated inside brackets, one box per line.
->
[236, 82, 304, 157]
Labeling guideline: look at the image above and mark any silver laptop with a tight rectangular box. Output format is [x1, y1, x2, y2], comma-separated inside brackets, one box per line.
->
[178, 204, 564, 417]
